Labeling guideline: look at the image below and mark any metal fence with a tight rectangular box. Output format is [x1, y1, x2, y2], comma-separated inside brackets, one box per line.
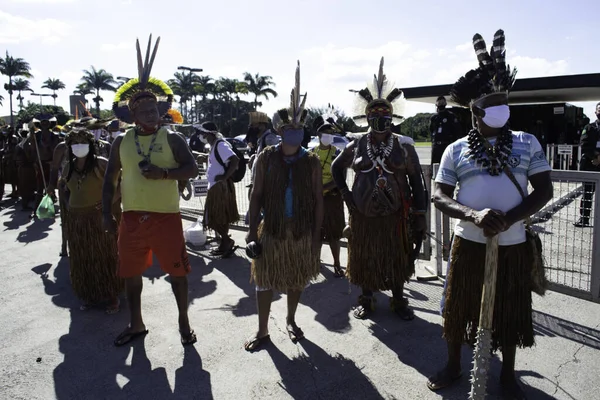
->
[180, 163, 600, 302]
[546, 143, 582, 171]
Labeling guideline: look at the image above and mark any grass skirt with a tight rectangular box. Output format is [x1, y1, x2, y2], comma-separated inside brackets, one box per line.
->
[251, 223, 320, 292]
[58, 181, 69, 239]
[322, 191, 345, 241]
[443, 236, 534, 351]
[18, 164, 36, 202]
[347, 210, 411, 291]
[66, 203, 122, 304]
[203, 180, 239, 232]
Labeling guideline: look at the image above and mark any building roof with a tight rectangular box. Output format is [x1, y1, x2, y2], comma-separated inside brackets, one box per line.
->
[402, 73, 600, 105]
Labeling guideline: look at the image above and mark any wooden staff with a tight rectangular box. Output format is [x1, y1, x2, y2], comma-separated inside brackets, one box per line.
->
[469, 234, 499, 400]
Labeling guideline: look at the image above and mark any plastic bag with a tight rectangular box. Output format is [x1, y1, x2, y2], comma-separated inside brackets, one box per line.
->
[184, 216, 207, 247]
[36, 194, 56, 220]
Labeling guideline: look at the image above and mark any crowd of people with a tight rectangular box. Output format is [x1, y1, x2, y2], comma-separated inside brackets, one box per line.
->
[0, 30, 565, 399]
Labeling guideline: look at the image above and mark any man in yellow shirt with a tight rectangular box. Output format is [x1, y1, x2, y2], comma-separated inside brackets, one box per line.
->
[311, 115, 345, 277]
[102, 35, 199, 347]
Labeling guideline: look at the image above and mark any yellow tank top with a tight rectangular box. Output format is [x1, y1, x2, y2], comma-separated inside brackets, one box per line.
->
[312, 146, 337, 193]
[65, 164, 103, 209]
[120, 127, 180, 213]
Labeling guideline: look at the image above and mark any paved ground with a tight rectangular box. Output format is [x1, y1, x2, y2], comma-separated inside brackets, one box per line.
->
[0, 195, 599, 400]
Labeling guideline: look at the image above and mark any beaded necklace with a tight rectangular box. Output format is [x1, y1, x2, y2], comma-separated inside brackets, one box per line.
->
[134, 127, 159, 163]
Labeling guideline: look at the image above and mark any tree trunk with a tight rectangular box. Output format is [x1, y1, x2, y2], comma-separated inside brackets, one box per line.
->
[8, 77, 14, 128]
[96, 89, 101, 116]
[253, 94, 258, 111]
[53, 91, 57, 106]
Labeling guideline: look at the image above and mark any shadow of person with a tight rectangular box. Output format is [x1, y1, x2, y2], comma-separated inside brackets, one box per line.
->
[533, 310, 600, 350]
[299, 271, 352, 333]
[172, 345, 213, 399]
[164, 252, 217, 307]
[118, 336, 174, 399]
[3, 205, 33, 230]
[16, 217, 54, 243]
[32, 258, 76, 310]
[264, 338, 385, 399]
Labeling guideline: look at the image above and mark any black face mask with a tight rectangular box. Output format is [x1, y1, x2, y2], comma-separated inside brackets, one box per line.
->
[369, 116, 391, 132]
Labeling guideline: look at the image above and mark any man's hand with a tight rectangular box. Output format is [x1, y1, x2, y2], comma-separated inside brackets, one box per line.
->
[342, 191, 356, 211]
[246, 230, 258, 244]
[470, 208, 507, 236]
[47, 186, 56, 197]
[103, 214, 118, 234]
[141, 164, 164, 180]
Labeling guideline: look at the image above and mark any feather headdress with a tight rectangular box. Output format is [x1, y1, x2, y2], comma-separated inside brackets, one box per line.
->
[450, 29, 517, 108]
[112, 34, 174, 124]
[272, 61, 308, 130]
[313, 104, 344, 134]
[351, 57, 406, 128]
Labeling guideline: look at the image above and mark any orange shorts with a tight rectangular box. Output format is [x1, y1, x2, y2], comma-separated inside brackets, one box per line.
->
[118, 211, 191, 278]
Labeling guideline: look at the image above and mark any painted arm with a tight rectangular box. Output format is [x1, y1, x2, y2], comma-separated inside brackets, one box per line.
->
[247, 152, 266, 240]
[404, 144, 428, 213]
[166, 132, 199, 180]
[311, 157, 324, 240]
[331, 141, 355, 194]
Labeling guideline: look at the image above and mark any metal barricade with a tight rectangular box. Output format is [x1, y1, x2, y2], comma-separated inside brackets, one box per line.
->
[546, 143, 582, 171]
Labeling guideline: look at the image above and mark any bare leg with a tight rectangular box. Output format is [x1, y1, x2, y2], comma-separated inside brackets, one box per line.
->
[114, 276, 146, 346]
[391, 283, 414, 320]
[286, 289, 305, 342]
[427, 340, 463, 391]
[329, 240, 343, 276]
[170, 275, 193, 337]
[500, 346, 526, 399]
[244, 289, 273, 351]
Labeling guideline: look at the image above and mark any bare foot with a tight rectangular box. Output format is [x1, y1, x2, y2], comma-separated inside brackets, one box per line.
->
[426, 366, 462, 391]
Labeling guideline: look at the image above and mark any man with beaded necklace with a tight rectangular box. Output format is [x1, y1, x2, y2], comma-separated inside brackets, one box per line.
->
[427, 30, 553, 399]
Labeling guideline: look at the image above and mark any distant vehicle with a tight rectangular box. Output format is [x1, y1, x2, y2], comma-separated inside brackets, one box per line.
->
[307, 136, 350, 152]
[204, 137, 250, 157]
[234, 134, 246, 143]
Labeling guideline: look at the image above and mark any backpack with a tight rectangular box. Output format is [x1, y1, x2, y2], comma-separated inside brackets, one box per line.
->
[213, 139, 246, 182]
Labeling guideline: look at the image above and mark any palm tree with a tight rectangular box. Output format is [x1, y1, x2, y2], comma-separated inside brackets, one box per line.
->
[243, 72, 278, 111]
[42, 78, 66, 106]
[8, 78, 33, 110]
[79, 66, 117, 115]
[0, 51, 33, 127]
[168, 71, 196, 122]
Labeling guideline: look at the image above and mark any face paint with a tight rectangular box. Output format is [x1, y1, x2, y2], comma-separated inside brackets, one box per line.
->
[482, 105, 510, 128]
[320, 133, 334, 146]
[71, 143, 90, 158]
[282, 128, 304, 147]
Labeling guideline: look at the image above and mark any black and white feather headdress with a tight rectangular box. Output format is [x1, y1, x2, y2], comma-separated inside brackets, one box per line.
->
[272, 61, 307, 130]
[351, 57, 406, 127]
[450, 29, 517, 108]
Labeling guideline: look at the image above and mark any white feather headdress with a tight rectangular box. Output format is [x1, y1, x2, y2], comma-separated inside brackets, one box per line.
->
[351, 57, 406, 127]
[272, 61, 308, 130]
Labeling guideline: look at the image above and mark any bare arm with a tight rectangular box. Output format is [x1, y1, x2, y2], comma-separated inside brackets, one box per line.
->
[433, 182, 476, 222]
[331, 141, 356, 194]
[311, 157, 324, 238]
[404, 144, 428, 212]
[102, 136, 123, 217]
[505, 171, 553, 225]
[223, 155, 240, 181]
[49, 142, 67, 190]
[248, 152, 266, 235]
[166, 132, 199, 180]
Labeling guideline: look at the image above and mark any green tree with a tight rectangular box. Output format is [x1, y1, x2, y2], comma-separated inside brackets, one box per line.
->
[99, 109, 115, 120]
[80, 66, 117, 116]
[243, 72, 278, 111]
[0, 51, 33, 127]
[8, 78, 33, 110]
[306, 105, 362, 134]
[42, 78, 66, 106]
[401, 113, 434, 141]
[16, 102, 71, 126]
[168, 71, 197, 123]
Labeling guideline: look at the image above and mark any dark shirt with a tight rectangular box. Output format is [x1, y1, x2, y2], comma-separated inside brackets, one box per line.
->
[430, 109, 461, 145]
[189, 133, 205, 152]
[579, 119, 600, 171]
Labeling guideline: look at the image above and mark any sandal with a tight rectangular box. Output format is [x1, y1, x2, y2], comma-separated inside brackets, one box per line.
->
[114, 328, 149, 347]
[220, 239, 236, 259]
[390, 297, 415, 321]
[286, 325, 305, 343]
[427, 369, 462, 391]
[244, 334, 270, 352]
[180, 329, 197, 346]
[105, 299, 120, 315]
[332, 265, 345, 278]
[352, 295, 376, 320]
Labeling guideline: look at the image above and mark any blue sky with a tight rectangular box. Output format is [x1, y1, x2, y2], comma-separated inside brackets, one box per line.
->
[1, 0, 599, 121]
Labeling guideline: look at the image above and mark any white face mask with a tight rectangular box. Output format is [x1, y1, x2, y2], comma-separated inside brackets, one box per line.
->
[482, 105, 510, 128]
[320, 133, 334, 146]
[71, 143, 90, 158]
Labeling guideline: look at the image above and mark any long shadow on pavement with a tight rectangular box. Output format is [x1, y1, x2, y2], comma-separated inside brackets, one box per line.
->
[16, 218, 54, 243]
[265, 338, 385, 399]
[533, 310, 600, 350]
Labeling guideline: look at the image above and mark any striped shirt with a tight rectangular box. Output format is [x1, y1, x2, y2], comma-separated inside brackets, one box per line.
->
[435, 131, 550, 245]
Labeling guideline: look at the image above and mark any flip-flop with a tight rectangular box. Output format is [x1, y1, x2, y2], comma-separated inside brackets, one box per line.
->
[180, 329, 197, 346]
[220, 242, 237, 259]
[287, 326, 305, 343]
[114, 329, 149, 347]
[332, 265, 345, 278]
[244, 335, 270, 352]
[426, 370, 462, 391]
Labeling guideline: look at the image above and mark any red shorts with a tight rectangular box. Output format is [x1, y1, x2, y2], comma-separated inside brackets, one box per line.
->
[118, 211, 191, 278]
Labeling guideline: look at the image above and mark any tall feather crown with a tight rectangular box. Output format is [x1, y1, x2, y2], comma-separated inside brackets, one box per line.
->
[450, 29, 517, 107]
[351, 57, 406, 127]
[272, 61, 308, 130]
[112, 34, 174, 124]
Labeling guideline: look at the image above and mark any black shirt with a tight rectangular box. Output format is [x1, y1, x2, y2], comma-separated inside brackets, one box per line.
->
[430, 110, 461, 145]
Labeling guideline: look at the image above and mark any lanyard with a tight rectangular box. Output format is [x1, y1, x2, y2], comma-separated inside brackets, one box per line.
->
[134, 128, 159, 162]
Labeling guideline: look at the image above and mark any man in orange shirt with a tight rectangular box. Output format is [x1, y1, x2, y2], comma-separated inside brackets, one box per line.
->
[102, 35, 199, 346]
